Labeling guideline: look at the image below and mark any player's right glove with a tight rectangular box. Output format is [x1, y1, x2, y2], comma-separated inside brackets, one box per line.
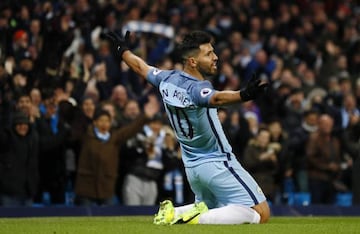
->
[240, 73, 269, 101]
[104, 31, 130, 59]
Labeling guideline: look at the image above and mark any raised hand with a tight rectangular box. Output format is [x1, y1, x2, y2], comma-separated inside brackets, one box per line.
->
[240, 73, 269, 101]
[143, 96, 160, 119]
[104, 31, 130, 59]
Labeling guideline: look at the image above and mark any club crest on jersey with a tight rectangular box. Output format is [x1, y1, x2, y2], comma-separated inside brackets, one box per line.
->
[200, 88, 212, 98]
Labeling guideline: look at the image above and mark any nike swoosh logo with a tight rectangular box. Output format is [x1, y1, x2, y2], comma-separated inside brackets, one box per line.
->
[184, 213, 200, 223]
[152, 69, 162, 75]
[173, 213, 200, 224]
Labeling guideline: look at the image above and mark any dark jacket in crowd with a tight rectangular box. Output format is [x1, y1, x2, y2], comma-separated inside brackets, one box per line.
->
[287, 125, 312, 172]
[36, 114, 70, 203]
[120, 131, 163, 182]
[342, 122, 360, 204]
[0, 122, 39, 198]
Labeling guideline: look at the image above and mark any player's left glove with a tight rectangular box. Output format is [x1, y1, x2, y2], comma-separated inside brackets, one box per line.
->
[104, 31, 130, 59]
[240, 73, 269, 101]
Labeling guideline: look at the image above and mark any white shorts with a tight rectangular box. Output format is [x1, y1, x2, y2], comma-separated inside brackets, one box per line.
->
[185, 159, 266, 208]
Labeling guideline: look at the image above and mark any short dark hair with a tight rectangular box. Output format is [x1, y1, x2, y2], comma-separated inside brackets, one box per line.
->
[93, 108, 111, 120]
[178, 31, 212, 62]
[303, 108, 320, 117]
[15, 92, 30, 103]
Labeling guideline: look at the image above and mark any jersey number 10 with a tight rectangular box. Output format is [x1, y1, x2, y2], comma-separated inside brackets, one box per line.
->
[165, 104, 194, 139]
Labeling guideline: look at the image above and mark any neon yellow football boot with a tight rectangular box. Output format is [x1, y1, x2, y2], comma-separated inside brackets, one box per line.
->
[171, 201, 208, 225]
[153, 200, 175, 225]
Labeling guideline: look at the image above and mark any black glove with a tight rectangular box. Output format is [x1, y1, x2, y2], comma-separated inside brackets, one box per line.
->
[240, 73, 269, 101]
[104, 31, 130, 59]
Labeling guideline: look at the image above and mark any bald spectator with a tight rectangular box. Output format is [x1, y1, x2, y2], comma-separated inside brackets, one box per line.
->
[110, 85, 129, 124]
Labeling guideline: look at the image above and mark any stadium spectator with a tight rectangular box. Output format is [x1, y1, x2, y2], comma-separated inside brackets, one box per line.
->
[342, 112, 360, 204]
[242, 127, 279, 203]
[340, 93, 359, 129]
[11, 29, 29, 63]
[161, 126, 188, 205]
[287, 108, 319, 192]
[280, 88, 305, 134]
[110, 85, 129, 124]
[244, 49, 276, 84]
[115, 99, 142, 200]
[64, 96, 96, 192]
[0, 111, 39, 206]
[29, 88, 42, 111]
[306, 114, 342, 204]
[15, 93, 39, 124]
[100, 100, 120, 129]
[69, 96, 96, 155]
[121, 114, 165, 206]
[74, 100, 159, 206]
[267, 119, 289, 203]
[224, 109, 252, 160]
[35, 92, 70, 204]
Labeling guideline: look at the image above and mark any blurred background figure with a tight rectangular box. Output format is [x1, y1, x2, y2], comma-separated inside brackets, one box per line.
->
[160, 126, 185, 205]
[115, 99, 142, 198]
[340, 93, 359, 129]
[0, 111, 39, 206]
[121, 114, 164, 206]
[342, 113, 360, 204]
[306, 114, 342, 204]
[267, 119, 288, 203]
[74, 100, 158, 206]
[110, 85, 129, 124]
[15, 93, 39, 124]
[287, 109, 319, 193]
[35, 91, 70, 205]
[242, 127, 279, 203]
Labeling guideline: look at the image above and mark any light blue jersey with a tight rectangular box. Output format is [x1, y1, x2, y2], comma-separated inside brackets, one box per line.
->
[147, 68, 266, 207]
[147, 68, 235, 167]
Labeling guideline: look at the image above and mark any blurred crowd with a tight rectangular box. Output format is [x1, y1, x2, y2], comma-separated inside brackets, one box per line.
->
[0, 0, 359, 207]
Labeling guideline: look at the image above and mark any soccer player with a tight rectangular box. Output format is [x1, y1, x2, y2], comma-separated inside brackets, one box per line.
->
[106, 30, 270, 224]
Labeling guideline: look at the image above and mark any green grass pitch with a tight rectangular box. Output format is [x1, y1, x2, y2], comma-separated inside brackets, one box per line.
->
[0, 216, 359, 234]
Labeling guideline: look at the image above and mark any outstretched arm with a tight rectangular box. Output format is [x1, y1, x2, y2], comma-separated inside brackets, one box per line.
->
[105, 31, 154, 81]
[122, 50, 154, 80]
[209, 74, 268, 106]
[209, 90, 242, 106]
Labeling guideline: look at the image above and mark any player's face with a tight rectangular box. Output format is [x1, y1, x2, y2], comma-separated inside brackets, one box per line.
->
[196, 43, 218, 75]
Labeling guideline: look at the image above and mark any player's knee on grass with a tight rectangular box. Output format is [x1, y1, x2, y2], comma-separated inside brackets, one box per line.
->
[252, 201, 271, 223]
